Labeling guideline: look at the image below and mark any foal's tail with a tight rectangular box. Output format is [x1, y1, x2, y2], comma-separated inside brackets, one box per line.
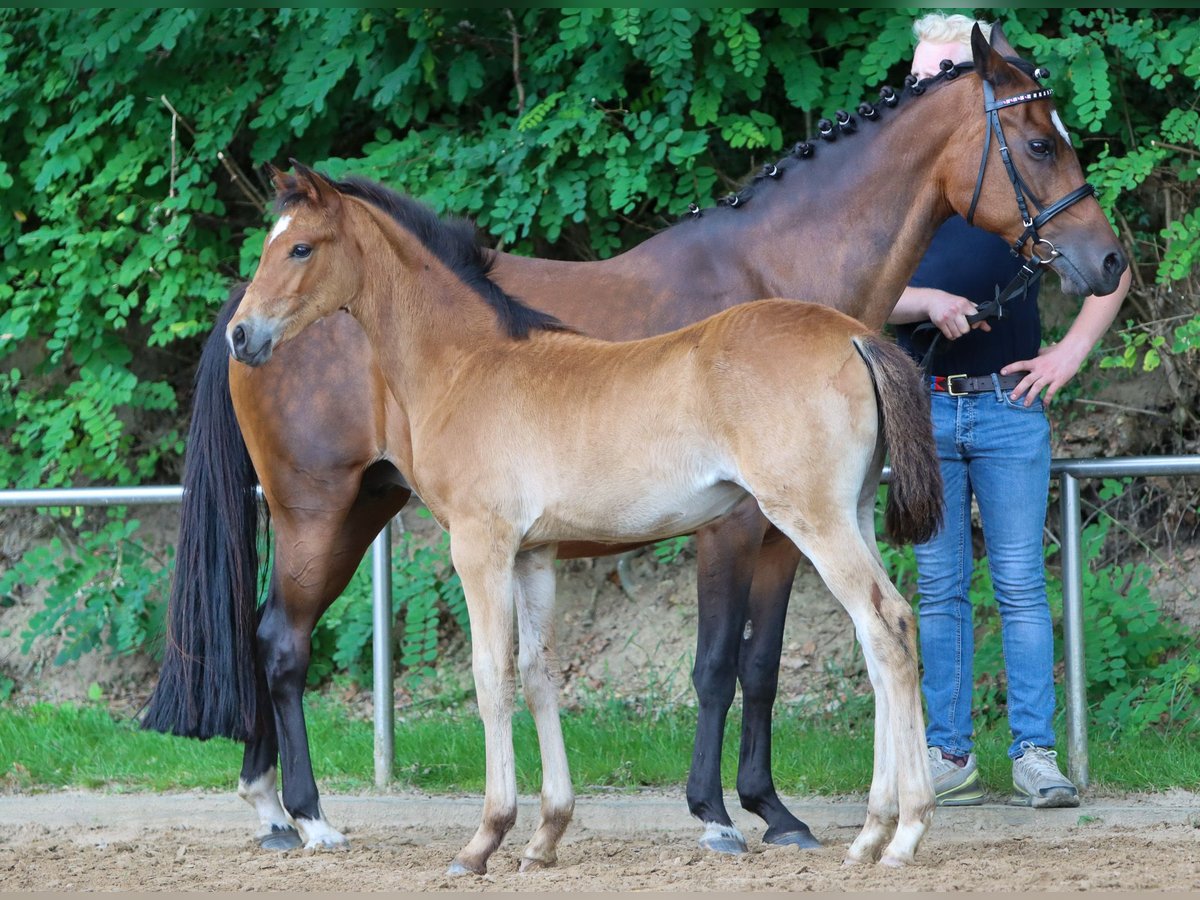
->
[853, 335, 943, 546]
[142, 283, 267, 742]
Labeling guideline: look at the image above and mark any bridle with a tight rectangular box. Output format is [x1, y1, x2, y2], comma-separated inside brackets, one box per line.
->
[965, 73, 1095, 267]
[915, 62, 1097, 369]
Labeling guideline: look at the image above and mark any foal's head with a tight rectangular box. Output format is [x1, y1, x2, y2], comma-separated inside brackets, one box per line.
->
[228, 164, 567, 366]
[226, 163, 363, 366]
[939, 24, 1126, 295]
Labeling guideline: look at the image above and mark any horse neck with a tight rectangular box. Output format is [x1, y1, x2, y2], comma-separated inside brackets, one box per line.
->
[731, 86, 979, 328]
[348, 201, 501, 407]
[494, 79, 979, 336]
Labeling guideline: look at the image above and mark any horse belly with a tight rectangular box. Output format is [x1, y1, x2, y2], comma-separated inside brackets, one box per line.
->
[524, 470, 746, 546]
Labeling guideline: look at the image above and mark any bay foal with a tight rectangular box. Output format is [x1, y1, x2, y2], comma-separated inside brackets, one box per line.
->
[227, 166, 943, 871]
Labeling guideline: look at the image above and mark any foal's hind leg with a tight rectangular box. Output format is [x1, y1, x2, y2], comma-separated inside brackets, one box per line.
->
[514, 546, 574, 872]
[761, 514, 932, 867]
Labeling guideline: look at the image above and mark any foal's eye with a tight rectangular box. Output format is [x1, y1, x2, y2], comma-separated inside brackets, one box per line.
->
[1028, 139, 1053, 158]
[290, 243, 312, 259]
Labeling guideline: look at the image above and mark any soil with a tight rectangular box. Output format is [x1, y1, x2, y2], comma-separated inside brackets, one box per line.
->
[2, 789, 1199, 892]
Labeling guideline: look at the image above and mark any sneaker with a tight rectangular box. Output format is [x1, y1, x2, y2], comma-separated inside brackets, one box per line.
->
[926, 746, 984, 806]
[1011, 741, 1080, 808]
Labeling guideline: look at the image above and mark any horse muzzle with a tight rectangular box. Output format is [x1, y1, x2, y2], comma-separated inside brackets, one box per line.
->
[1048, 242, 1127, 298]
[227, 318, 278, 367]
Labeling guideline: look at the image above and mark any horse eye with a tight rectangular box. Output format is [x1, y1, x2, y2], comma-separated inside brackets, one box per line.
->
[290, 244, 312, 259]
[1028, 139, 1053, 158]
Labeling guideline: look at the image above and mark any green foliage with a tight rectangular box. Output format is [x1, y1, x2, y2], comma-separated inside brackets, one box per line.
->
[2, 8, 1198, 693]
[308, 526, 467, 689]
[0, 513, 169, 664]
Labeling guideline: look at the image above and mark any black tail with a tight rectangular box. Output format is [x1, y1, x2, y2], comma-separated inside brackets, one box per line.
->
[853, 335, 944, 546]
[142, 284, 267, 742]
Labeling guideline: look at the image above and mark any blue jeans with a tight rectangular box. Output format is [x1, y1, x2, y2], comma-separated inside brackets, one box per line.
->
[915, 375, 1056, 760]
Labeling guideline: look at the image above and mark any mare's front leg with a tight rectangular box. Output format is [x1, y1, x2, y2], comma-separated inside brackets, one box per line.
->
[513, 546, 574, 871]
[247, 480, 406, 850]
[237, 605, 299, 850]
[447, 523, 521, 877]
[734, 527, 821, 849]
[686, 499, 764, 854]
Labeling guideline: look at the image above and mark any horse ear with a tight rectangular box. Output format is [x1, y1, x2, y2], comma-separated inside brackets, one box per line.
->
[987, 21, 1020, 59]
[265, 163, 288, 195]
[971, 22, 1012, 86]
[288, 159, 341, 211]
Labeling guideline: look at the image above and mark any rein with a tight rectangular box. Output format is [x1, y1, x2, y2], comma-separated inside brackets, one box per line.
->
[916, 67, 1096, 373]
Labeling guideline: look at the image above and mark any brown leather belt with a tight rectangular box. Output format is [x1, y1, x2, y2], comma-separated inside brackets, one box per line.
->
[931, 373, 1023, 396]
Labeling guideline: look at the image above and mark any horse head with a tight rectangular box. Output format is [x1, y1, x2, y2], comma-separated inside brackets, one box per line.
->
[227, 161, 359, 366]
[940, 23, 1127, 297]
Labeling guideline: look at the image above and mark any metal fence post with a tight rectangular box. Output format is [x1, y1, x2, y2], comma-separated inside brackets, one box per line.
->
[371, 521, 394, 789]
[1059, 471, 1088, 789]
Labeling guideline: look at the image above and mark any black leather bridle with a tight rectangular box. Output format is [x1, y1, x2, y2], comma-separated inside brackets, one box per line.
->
[915, 66, 1097, 370]
[966, 77, 1096, 260]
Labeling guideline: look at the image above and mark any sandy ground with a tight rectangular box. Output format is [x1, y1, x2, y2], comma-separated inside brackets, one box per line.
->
[1, 789, 1198, 892]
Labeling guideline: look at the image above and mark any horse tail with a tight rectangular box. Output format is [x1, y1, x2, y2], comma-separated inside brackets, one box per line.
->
[852, 334, 943, 546]
[142, 283, 267, 742]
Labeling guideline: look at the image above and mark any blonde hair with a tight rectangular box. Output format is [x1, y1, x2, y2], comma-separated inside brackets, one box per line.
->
[912, 13, 992, 47]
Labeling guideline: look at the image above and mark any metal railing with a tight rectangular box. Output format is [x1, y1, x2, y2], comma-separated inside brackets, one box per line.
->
[3, 453, 1197, 790]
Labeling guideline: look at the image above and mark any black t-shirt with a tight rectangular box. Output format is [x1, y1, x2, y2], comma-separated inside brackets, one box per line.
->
[895, 215, 1041, 376]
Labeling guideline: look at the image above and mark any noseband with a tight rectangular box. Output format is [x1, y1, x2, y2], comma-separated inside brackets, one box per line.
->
[965, 76, 1096, 265]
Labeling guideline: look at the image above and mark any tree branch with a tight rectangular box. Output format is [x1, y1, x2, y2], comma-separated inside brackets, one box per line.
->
[505, 9, 526, 117]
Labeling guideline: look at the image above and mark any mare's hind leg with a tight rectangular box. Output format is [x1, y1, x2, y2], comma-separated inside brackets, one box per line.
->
[687, 499, 764, 854]
[514, 546, 574, 871]
[734, 527, 820, 849]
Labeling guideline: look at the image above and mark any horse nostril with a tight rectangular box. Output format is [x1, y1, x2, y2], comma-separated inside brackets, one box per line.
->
[1103, 251, 1126, 276]
[232, 324, 247, 352]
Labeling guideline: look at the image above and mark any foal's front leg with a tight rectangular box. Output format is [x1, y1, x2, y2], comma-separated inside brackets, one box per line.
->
[447, 526, 521, 876]
[513, 546, 574, 871]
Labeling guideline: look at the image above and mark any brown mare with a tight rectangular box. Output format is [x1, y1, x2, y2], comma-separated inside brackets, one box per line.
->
[143, 26, 1127, 856]
[227, 162, 946, 871]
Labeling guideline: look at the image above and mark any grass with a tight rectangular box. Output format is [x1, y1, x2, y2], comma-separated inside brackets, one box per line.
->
[1, 696, 1197, 796]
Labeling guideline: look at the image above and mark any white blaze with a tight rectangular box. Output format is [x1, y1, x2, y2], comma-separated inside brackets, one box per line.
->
[1051, 110, 1071, 143]
[268, 214, 292, 246]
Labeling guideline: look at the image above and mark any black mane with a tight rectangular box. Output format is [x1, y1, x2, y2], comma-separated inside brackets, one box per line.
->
[682, 59, 1012, 218]
[278, 175, 570, 340]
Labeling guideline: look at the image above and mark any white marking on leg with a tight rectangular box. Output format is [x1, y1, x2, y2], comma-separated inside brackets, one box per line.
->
[237, 768, 293, 836]
[268, 214, 293, 246]
[295, 812, 348, 849]
[700, 822, 747, 852]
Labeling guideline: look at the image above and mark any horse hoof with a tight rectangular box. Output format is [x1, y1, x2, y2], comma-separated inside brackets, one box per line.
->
[698, 823, 748, 855]
[880, 854, 910, 868]
[304, 835, 350, 851]
[257, 826, 303, 851]
[519, 857, 553, 873]
[447, 859, 484, 877]
[763, 825, 822, 850]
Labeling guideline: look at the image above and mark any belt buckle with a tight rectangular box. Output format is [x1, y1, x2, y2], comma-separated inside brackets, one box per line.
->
[947, 373, 968, 396]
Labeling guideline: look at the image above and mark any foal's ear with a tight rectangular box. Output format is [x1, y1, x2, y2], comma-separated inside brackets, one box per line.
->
[288, 159, 341, 212]
[971, 22, 1012, 87]
[265, 163, 289, 195]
